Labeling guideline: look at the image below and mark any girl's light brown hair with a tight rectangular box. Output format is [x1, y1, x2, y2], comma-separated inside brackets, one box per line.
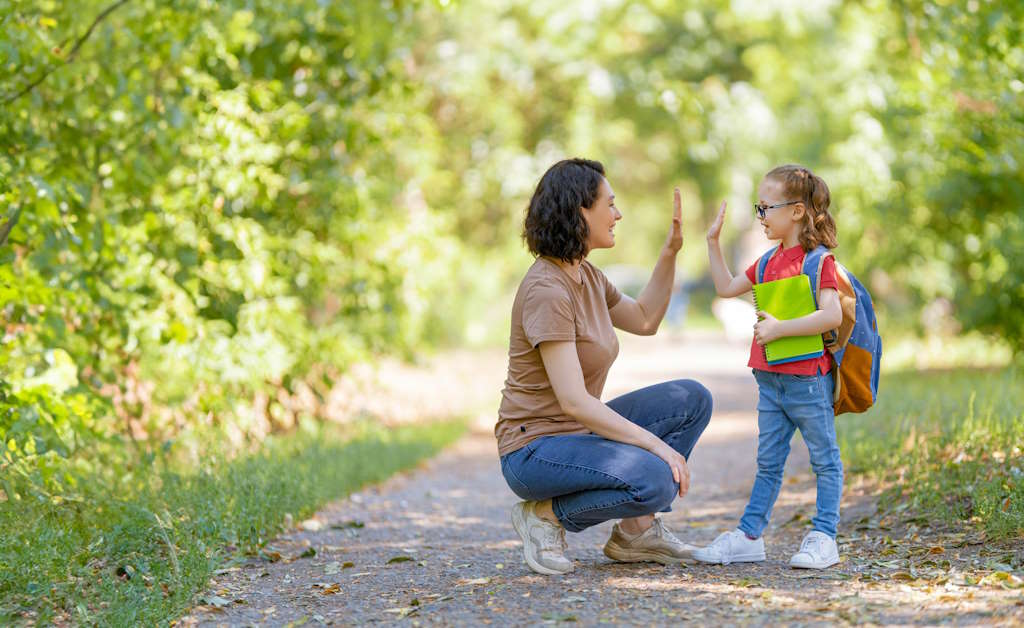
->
[765, 164, 838, 251]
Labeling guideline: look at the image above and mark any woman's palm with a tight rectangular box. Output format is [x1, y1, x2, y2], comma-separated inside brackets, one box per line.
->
[665, 188, 684, 253]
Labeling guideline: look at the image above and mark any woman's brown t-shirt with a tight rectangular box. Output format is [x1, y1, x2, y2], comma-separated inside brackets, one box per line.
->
[495, 257, 623, 456]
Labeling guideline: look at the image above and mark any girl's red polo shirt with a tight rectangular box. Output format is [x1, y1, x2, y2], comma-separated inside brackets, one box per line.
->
[744, 244, 838, 376]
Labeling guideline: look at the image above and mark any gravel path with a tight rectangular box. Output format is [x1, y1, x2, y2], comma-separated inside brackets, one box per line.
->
[182, 332, 1023, 626]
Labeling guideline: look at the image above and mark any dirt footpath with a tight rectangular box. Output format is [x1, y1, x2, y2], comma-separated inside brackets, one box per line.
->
[183, 332, 1024, 626]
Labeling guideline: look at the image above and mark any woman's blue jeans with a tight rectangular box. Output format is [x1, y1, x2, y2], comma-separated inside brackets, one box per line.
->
[738, 369, 843, 539]
[499, 379, 713, 533]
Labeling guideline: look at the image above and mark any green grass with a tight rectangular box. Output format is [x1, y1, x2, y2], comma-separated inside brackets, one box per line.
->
[0, 419, 466, 625]
[881, 331, 1014, 371]
[838, 367, 1023, 539]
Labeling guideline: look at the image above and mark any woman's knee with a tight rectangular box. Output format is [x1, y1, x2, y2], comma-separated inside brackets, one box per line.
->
[632, 470, 677, 512]
[693, 380, 714, 420]
[673, 379, 713, 425]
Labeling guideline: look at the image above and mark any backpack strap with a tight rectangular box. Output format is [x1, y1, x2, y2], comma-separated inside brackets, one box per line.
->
[754, 247, 778, 285]
[801, 245, 832, 308]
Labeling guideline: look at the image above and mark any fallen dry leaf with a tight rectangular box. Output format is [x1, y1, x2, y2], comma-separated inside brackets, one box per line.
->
[457, 577, 491, 586]
[200, 594, 231, 608]
[979, 571, 1024, 589]
[331, 520, 365, 530]
[384, 606, 419, 618]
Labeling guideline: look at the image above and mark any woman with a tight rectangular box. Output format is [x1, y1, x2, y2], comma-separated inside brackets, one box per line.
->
[496, 158, 713, 575]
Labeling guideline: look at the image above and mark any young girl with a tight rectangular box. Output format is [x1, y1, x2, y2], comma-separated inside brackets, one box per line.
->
[696, 164, 844, 569]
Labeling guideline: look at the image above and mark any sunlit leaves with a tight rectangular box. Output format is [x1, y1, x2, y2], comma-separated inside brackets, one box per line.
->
[0, 0, 446, 496]
[2, 0, 1022, 504]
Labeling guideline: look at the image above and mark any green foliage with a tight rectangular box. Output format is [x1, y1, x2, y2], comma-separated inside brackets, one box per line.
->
[410, 0, 1024, 348]
[1, 0, 476, 496]
[1, 0, 1022, 606]
[838, 368, 1024, 539]
[0, 418, 465, 624]
[863, 0, 1024, 352]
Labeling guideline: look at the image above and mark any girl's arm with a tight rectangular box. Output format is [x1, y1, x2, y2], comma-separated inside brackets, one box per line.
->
[537, 340, 690, 497]
[610, 188, 682, 335]
[753, 288, 842, 346]
[706, 201, 753, 298]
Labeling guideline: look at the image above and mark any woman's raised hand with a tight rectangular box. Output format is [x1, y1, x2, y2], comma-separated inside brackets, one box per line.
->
[706, 200, 727, 242]
[664, 187, 684, 254]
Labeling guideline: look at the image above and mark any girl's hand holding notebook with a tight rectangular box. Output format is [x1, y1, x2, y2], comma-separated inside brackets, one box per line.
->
[751, 274, 825, 365]
[753, 311, 782, 345]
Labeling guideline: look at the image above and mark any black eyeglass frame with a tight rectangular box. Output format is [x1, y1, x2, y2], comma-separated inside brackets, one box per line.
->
[753, 200, 801, 220]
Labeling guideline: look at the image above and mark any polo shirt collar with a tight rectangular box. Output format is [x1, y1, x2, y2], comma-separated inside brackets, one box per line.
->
[779, 244, 805, 261]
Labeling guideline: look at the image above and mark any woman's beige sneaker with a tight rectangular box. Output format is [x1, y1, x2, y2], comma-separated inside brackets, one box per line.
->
[510, 501, 574, 575]
[603, 517, 698, 564]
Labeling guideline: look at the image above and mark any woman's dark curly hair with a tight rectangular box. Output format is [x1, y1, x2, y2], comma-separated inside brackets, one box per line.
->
[523, 158, 606, 263]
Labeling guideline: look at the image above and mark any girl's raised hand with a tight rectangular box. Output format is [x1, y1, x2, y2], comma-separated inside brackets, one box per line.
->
[706, 200, 727, 242]
[664, 187, 684, 254]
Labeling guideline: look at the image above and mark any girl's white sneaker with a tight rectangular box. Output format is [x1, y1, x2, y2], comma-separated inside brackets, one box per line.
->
[789, 530, 840, 569]
[692, 529, 766, 564]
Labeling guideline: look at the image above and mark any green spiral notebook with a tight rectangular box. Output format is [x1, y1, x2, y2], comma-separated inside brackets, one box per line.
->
[752, 274, 824, 365]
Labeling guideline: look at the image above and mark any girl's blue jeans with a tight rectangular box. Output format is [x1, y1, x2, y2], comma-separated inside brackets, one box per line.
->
[739, 369, 843, 539]
[499, 379, 713, 533]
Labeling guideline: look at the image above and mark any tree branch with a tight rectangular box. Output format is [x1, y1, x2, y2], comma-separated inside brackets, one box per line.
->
[3, 0, 133, 105]
[0, 206, 25, 248]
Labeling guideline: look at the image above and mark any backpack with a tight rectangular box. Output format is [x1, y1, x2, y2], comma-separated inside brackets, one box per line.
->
[755, 245, 882, 415]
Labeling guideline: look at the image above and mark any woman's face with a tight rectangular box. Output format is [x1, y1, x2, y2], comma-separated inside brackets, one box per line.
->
[581, 178, 622, 252]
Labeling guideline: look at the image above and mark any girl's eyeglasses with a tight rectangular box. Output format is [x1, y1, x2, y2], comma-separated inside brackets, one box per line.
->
[753, 200, 800, 220]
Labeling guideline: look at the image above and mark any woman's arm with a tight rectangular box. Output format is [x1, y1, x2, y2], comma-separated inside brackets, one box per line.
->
[610, 188, 683, 335]
[706, 201, 753, 298]
[753, 288, 842, 346]
[609, 249, 676, 336]
[538, 340, 690, 497]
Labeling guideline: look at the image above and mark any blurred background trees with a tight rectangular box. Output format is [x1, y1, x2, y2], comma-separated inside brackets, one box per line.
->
[1, 0, 1021, 495]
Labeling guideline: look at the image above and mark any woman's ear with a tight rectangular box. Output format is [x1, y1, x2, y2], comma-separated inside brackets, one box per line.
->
[792, 202, 807, 222]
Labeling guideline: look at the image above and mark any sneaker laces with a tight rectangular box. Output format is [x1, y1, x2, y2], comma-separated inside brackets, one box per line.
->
[651, 518, 682, 544]
[708, 529, 741, 552]
[800, 533, 826, 555]
[537, 520, 567, 554]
